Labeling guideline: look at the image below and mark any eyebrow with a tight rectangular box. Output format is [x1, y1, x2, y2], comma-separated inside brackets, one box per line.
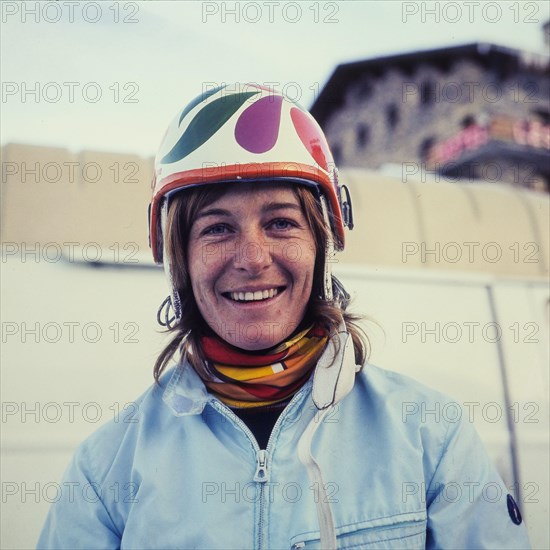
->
[262, 202, 302, 213]
[195, 202, 301, 221]
[195, 208, 232, 221]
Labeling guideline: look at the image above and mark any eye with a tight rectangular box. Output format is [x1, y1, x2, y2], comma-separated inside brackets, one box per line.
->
[269, 218, 295, 230]
[202, 224, 231, 236]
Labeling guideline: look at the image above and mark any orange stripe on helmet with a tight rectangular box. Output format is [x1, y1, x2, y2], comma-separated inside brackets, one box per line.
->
[149, 162, 345, 263]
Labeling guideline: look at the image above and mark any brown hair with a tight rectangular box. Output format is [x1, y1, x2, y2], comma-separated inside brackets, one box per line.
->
[153, 182, 369, 381]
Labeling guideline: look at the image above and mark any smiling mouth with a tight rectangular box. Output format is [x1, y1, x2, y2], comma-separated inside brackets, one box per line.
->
[223, 286, 286, 303]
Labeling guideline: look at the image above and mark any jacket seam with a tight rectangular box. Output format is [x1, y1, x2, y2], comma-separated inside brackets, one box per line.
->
[425, 410, 454, 497]
[339, 510, 427, 530]
[81, 439, 127, 538]
[293, 510, 427, 540]
[339, 525, 426, 549]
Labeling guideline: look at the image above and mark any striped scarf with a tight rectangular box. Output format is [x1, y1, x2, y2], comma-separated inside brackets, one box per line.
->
[199, 325, 328, 408]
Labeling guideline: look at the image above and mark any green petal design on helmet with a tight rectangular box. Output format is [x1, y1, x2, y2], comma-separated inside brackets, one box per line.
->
[178, 85, 226, 126]
[161, 91, 260, 164]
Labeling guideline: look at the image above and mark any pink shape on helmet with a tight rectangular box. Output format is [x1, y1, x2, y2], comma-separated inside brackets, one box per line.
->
[290, 107, 330, 171]
[235, 95, 283, 154]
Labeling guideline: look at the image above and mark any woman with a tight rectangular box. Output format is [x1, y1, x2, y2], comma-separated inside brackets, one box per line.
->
[38, 84, 530, 549]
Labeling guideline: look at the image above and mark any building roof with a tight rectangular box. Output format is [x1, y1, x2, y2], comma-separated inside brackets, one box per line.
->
[310, 43, 550, 127]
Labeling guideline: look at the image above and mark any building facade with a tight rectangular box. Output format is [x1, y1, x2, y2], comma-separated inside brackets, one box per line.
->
[311, 43, 550, 192]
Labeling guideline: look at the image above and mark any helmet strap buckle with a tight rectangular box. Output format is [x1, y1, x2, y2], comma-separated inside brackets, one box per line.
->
[340, 184, 354, 230]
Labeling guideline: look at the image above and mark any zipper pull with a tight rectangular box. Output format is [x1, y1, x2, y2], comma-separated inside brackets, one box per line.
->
[253, 449, 269, 482]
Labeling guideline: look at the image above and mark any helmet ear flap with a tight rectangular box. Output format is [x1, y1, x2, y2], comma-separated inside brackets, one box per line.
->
[319, 195, 334, 302]
[160, 199, 183, 323]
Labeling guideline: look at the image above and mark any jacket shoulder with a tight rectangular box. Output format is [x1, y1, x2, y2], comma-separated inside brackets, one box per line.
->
[356, 362, 458, 406]
[70, 372, 171, 484]
[349, 363, 466, 462]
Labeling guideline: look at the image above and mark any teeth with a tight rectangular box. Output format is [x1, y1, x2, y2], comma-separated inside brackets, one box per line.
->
[229, 288, 280, 302]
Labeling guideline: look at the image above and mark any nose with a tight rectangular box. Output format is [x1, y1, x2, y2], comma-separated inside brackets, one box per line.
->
[233, 229, 272, 275]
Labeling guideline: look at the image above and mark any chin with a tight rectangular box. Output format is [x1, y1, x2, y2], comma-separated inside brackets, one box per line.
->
[223, 333, 281, 352]
[232, 338, 279, 352]
[214, 320, 299, 351]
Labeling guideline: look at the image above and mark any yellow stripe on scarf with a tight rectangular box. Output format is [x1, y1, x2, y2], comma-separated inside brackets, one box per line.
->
[215, 363, 284, 381]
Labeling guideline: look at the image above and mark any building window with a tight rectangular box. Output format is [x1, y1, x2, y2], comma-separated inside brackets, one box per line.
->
[461, 115, 476, 128]
[386, 104, 399, 130]
[532, 108, 550, 124]
[419, 137, 435, 160]
[356, 124, 370, 147]
[420, 79, 436, 105]
[357, 80, 372, 100]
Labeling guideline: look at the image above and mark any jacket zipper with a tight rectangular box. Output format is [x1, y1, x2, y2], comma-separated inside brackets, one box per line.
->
[254, 449, 269, 482]
[211, 386, 310, 550]
[257, 390, 309, 548]
[254, 449, 269, 549]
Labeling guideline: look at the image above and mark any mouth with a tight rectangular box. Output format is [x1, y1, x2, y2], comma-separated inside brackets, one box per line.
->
[222, 286, 286, 303]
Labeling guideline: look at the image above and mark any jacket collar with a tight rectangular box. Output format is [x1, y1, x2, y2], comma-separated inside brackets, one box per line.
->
[162, 323, 359, 417]
[162, 362, 212, 416]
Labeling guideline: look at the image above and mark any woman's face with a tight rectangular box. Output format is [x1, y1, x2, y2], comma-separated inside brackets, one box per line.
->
[187, 183, 317, 350]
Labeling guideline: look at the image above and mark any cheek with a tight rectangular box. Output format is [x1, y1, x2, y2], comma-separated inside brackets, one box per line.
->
[301, 242, 317, 280]
[187, 246, 200, 287]
[188, 243, 224, 303]
[286, 243, 316, 301]
[188, 245, 209, 294]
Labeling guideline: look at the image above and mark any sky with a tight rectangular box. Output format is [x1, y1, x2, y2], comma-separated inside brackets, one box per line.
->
[2, 0, 549, 156]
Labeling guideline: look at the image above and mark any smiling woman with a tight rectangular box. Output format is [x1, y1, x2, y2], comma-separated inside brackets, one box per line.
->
[156, 181, 365, 384]
[37, 83, 532, 550]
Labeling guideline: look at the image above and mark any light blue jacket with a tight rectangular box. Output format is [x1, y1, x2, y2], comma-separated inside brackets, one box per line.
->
[38, 334, 531, 549]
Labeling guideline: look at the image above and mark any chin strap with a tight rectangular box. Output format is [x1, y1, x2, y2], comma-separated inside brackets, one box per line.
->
[157, 296, 176, 328]
[297, 321, 360, 549]
[297, 406, 338, 548]
[311, 320, 358, 409]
